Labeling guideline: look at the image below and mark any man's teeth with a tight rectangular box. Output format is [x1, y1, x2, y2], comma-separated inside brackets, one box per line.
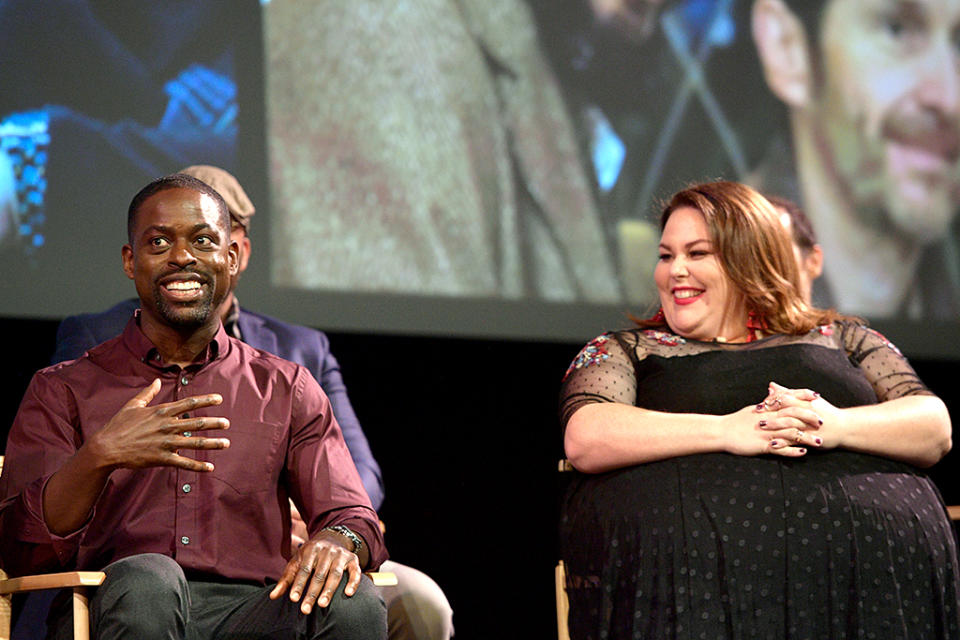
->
[165, 281, 200, 291]
[675, 289, 702, 299]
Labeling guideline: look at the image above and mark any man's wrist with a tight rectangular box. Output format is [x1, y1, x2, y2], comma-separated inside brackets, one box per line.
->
[321, 524, 364, 555]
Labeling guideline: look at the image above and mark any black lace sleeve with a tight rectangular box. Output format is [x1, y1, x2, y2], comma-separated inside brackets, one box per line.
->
[559, 332, 639, 433]
[839, 322, 932, 401]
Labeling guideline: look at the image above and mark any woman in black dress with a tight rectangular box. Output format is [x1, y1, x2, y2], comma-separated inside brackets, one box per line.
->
[559, 181, 958, 639]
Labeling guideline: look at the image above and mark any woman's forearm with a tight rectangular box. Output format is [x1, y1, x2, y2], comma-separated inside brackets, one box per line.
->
[564, 403, 729, 473]
[830, 395, 951, 468]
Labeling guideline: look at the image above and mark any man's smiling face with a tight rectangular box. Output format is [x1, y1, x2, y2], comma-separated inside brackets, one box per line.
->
[123, 187, 237, 331]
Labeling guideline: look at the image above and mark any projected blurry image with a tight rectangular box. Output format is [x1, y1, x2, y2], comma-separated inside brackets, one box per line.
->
[264, 0, 621, 303]
[0, 0, 239, 314]
[535, 0, 960, 319]
[3, 0, 958, 339]
[265, 0, 960, 319]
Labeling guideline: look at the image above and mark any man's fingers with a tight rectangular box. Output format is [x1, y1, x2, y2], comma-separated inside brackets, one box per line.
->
[127, 378, 163, 408]
[311, 563, 345, 611]
[161, 393, 224, 417]
[289, 548, 320, 603]
[270, 572, 294, 601]
[177, 416, 231, 433]
[281, 541, 361, 613]
[171, 435, 230, 450]
[125, 381, 225, 420]
[342, 561, 363, 597]
[167, 452, 216, 472]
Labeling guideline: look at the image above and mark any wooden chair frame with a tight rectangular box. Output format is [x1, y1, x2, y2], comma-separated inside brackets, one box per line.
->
[0, 570, 105, 640]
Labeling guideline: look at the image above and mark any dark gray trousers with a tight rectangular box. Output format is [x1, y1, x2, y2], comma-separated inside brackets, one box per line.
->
[47, 554, 386, 640]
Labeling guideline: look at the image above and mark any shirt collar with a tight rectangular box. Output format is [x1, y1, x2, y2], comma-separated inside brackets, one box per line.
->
[123, 309, 229, 369]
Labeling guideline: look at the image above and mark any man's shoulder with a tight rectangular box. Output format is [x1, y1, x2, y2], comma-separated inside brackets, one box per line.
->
[38, 336, 123, 382]
[63, 299, 139, 328]
[227, 336, 329, 403]
[52, 299, 138, 364]
[229, 333, 312, 373]
[240, 308, 327, 339]
[237, 308, 331, 359]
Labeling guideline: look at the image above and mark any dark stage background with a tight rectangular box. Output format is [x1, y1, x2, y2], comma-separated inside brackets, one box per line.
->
[2, 316, 958, 640]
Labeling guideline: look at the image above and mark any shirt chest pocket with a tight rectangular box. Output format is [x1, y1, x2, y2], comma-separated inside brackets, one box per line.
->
[204, 418, 285, 495]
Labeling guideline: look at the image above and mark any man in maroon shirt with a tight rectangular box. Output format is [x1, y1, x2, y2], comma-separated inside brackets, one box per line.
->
[0, 174, 388, 639]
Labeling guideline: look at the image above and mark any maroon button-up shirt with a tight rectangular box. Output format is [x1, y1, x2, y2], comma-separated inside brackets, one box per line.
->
[0, 317, 387, 583]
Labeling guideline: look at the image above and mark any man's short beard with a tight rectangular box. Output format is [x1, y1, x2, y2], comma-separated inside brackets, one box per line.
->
[152, 286, 215, 328]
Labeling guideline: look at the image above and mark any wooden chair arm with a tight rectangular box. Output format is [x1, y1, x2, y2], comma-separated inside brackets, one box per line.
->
[0, 570, 105, 640]
[0, 571, 105, 595]
[366, 571, 397, 587]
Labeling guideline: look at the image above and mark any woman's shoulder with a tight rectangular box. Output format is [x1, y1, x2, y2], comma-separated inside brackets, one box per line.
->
[829, 319, 907, 359]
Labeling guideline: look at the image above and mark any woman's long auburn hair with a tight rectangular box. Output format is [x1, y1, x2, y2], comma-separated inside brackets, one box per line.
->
[636, 181, 842, 336]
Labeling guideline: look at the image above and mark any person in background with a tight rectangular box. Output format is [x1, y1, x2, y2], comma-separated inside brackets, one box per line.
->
[559, 180, 957, 638]
[766, 194, 823, 305]
[0, 173, 388, 639]
[50, 165, 454, 640]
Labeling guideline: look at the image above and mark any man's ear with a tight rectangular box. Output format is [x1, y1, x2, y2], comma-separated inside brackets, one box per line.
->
[237, 235, 251, 275]
[804, 244, 824, 281]
[122, 244, 135, 280]
[228, 239, 240, 277]
[752, 0, 814, 109]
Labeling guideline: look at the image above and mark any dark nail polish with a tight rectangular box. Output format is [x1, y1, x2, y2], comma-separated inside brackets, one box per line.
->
[759, 420, 767, 427]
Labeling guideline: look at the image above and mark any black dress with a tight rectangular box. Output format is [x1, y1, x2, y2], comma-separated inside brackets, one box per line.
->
[559, 322, 959, 639]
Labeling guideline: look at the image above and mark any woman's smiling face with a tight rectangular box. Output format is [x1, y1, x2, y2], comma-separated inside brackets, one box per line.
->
[654, 206, 749, 342]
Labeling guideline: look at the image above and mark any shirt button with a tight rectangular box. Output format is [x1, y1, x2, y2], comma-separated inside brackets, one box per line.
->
[181, 536, 190, 545]
[180, 376, 189, 386]
[182, 484, 192, 493]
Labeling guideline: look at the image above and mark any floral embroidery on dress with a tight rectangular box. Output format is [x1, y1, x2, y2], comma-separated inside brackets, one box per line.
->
[643, 329, 687, 346]
[816, 324, 834, 337]
[563, 335, 612, 380]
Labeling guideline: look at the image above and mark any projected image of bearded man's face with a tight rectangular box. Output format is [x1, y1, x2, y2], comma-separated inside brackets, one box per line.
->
[814, 0, 960, 242]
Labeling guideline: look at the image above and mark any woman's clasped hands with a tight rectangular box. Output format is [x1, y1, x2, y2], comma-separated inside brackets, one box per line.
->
[725, 381, 839, 458]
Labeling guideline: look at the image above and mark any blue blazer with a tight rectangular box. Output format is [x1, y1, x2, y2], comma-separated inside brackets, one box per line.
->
[52, 299, 385, 509]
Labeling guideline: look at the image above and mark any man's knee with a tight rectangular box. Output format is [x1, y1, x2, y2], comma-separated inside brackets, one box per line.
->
[315, 577, 387, 640]
[380, 561, 453, 640]
[100, 553, 187, 602]
[92, 554, 188, 638]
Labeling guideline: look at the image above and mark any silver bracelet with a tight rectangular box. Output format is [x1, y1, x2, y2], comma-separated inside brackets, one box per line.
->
[322, 524, 364, 555]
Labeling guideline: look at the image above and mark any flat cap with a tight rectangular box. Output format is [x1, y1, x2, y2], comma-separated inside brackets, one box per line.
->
[179, 165, 255, 231]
